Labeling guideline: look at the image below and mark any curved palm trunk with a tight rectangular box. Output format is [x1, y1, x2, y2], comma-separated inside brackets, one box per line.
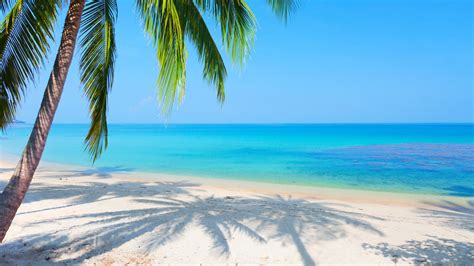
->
[0, 0, 86, 242]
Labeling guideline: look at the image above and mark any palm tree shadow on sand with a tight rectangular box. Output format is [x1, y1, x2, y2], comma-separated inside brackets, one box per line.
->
[43, 166, 136, 179]
[0, 168, 15, 174]
[362, 199, 474, 264]
[1, 188, 384, 265]
[17, 180, 200, 215]
[362, 236, 474, 264]
[0, 168, 15, 189]
[419, 200, 474, 232]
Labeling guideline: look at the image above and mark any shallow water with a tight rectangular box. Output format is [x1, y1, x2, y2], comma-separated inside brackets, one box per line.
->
[1, 124, 473, 196]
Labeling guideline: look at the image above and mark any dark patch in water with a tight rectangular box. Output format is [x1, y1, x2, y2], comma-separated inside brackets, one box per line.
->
[285, 144, 474, 196]
[443, 185, 474, 197]
[312, 144, 474, 172]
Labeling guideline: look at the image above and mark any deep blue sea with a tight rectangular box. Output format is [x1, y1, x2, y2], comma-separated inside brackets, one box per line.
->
[1, 124, 473, 196]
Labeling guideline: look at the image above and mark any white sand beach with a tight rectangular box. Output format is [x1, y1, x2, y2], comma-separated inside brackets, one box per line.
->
[0, 159, 473, 265]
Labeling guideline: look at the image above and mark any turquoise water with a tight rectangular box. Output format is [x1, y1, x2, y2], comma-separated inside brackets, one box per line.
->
[1, 124, 473, 196]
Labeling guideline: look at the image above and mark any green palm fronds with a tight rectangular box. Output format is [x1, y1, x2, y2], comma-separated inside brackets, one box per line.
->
[79, 0, 118, 161]
[1, 0, 297, 159]
[193, 0, 257, 65]
[178, 0, 227, 102]
[136, 0, 187, 113]
[0, 0, 15, 12]
[266, 0, 299, 22]
[136, 0, 258, 112]
[0, 0, 62, 129]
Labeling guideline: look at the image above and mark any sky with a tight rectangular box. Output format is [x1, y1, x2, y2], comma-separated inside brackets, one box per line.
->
[8, 0, 474, 124]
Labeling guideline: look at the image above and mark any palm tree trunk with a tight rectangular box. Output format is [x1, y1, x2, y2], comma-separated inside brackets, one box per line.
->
[0, 0, 86, 242]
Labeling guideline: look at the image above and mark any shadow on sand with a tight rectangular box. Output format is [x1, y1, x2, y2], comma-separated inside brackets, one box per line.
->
[17, 180, 200, 215]
[363, 199, 474, 264]
[0, 168, 15, 174]
[362, 236, 474, 264]
[0, 178, 385, 265]
[419, 200, 474, 232]
[47, 166, 136, 178]
[0, 168, 15, 190]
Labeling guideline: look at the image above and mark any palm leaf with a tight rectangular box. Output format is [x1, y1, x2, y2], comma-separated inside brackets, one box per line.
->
[265, 0, 299, 22]
[0, 0, 62, 129]
[193, 0, 257, 65]
[79, 0, 117, 161]
[0, 0, 15, 13]
[136, 0, 186, 113]
[176, 0, 227, 101]
[135, 0, 257, 112]
[135, 0, 296, 114]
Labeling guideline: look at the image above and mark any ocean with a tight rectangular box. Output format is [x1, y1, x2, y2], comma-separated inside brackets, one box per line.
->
[1, 123, 473, 196]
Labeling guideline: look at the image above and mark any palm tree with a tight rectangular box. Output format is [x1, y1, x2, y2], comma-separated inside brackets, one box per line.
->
[0, 0, 297, 242]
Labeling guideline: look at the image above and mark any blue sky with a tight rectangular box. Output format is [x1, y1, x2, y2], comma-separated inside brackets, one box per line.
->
[11, 0, 474, 123]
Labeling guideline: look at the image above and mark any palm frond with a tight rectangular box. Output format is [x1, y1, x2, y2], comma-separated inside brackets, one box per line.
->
[0, 0, 62, 129]
[136, 0, 186, 113]
[177, 0, 226, 101]
[0, 0, 15, 13]
[134, 0, 296, 113]
[265, 0, 299, 22]
[194, 0, 257, 65]
[79, 0, 117, 161]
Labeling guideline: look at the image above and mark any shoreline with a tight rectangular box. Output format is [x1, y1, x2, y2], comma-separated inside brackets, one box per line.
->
[0, 155, 470, 207]
[0, 158, 473, 264]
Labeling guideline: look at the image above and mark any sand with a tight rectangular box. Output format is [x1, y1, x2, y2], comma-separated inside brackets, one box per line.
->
[0, 159, 473, 265]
